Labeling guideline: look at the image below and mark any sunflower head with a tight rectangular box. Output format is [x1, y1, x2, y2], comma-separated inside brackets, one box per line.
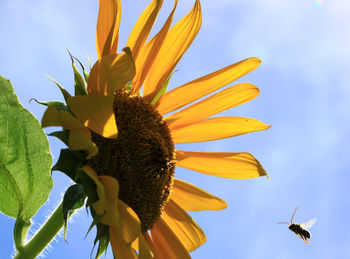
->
[40, 0, 269, 257]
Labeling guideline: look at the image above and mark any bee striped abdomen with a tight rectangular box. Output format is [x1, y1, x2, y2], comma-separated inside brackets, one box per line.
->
[289, 224, 311, 242]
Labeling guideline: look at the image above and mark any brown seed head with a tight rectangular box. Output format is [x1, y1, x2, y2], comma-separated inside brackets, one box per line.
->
[88, 90, 175, 232]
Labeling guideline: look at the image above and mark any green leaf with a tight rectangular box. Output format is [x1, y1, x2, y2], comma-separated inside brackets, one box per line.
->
[62, 184, 86, 240]
[0, 75, 53, 221]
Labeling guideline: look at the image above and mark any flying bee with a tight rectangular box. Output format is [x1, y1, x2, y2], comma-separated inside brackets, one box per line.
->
[277, 207, 317, 244]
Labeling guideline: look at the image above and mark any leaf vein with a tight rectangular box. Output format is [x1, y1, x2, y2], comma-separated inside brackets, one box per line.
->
[0, 84, 10, 164]
[0, 161, 21, 206]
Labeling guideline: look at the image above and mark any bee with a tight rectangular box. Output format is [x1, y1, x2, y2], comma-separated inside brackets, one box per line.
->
[277, 207, 317, 244]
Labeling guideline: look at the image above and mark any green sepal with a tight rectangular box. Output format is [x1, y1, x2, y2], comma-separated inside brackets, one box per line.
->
[125, 82, 132, 92]
[82, 61, 90, 84]
[48, 130, 70, 147]
[83, 70, 90, 84]
[87, 55, 92, 70]
[95, 235, 109, 259]
[30, 98, 68, 111]
[72, 53, 89, 83]
[94, 224, 110, 259]
[52, 148, 82, 181]
[85, 211, 103, 239]
[151, 71, 176, 105]
[84, 190, 110, 259]
[68, 51, 88, 96]
[46, 75, 72, 103]
[78, 170, 99, 206]
[62, 184, 87, 240]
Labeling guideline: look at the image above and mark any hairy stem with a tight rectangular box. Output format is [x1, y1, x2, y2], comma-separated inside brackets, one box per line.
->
[13, 202, 66, 259]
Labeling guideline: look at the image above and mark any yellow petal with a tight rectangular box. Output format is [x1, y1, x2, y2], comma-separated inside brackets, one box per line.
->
[42, 105, 85, 130]
[162, 199, 206, 252]
[110, 227, 138, 259]
[176, 150, 268, 179]
[131, 0, 177, 95]
[98, 176, 120, 226]
[88, 48, 136, 96]
[167, 83, 260, 129]
[151, 217, 191, 259]
[171, 178, 227, 211]
[69, 130, 98, 159]
[126, 0, 163, 61]
[139, 234, 153, 259]
[118, 199, 141, 244]
[142, 0, 201, 102]
[81, 166, 107, 215]
[67, 95, 118, 139]
[155, 57, 261, 115]
[81, 166, 121, 227]
[96, 0, 121, 58]
[42, 105, 97, 158]
[171, 117, 271, 144]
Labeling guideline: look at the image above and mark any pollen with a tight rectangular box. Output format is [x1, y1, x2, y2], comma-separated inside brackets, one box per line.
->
[88, 90, 175, 232]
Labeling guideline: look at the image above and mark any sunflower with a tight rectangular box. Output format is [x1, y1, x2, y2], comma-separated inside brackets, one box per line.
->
[41, 0, 269, 258]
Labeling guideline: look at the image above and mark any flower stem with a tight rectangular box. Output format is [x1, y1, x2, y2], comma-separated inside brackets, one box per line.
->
[13, 202, 66, 259]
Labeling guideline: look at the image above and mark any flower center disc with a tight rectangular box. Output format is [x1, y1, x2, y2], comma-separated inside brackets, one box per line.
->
[88, 90, 175, 231]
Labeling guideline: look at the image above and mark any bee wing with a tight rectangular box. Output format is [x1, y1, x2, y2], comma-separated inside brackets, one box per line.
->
[300, 218, 317, 229]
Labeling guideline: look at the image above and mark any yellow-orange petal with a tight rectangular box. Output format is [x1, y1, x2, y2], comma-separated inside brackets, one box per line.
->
[142, 0, 202, 102]
[88, 48, 136, 96]
[155, 57, 262, 115]
[162, 199, 206, 252]
[96, 0, 121, 58]
[138, 234, 152, 259]
[81, 166, 121, 227]
[131, 237, 139, 251]
[151, 217, 190, 259]
[176, 150, 268, 179]
[126, 0, 163, 61]
[131, 0, 177, 95]
[144, 232, 160, 258]
[118, 199, 141, 244]
[67, 95, 118, 139]
[110, 227, 138, 259]
[171, 117, 271, 144]
[167, 83, 260, 129]
[171, 178, 227, 211]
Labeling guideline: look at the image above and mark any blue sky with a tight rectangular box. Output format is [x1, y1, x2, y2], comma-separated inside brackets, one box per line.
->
[1, 0, 350, 258]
